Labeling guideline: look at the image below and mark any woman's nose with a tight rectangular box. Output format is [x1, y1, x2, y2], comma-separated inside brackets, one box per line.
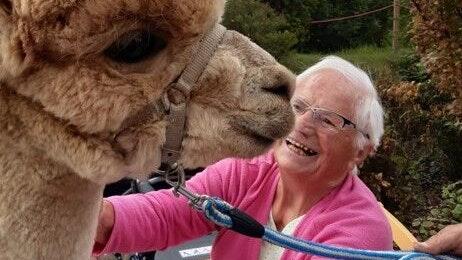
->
[300, 109, 315, 122]
[295, 111, 316, 128]
[293, 114, 317, 139]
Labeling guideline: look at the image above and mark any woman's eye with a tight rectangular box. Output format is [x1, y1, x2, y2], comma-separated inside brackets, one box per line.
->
[104, 31, 167, 64]
[321, 117, 336, 127]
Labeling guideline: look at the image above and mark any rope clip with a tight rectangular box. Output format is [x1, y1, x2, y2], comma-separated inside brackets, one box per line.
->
[153, 163, 207, 210]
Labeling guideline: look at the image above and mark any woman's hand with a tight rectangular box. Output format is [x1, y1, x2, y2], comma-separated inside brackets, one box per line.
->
[95, 200, 115, 249]
[414, 223, 462, 256]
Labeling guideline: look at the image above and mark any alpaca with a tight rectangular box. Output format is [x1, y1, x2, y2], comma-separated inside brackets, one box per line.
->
[0, 0, 294, 259]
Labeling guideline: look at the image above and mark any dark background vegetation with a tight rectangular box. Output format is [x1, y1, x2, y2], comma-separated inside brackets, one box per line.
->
[223, 0, 462, 240]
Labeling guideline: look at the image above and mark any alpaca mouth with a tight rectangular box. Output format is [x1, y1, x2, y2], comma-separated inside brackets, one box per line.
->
[246, 130, 274, 146]
[232, 124, 275, 146]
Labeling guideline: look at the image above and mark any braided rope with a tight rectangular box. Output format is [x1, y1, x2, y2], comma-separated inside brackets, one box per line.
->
[203, 198, 232, 228]
[201, 197, 460, 260]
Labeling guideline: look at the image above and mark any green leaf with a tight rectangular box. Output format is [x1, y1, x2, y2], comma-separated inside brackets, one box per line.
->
[430, 209, 439, 216]
[422, 221, 434, 228]
[451, 204, 462, 221]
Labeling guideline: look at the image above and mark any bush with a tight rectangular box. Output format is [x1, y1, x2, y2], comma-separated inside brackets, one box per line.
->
[411, 181, 462, 239]
[411, 0, 462, 118]
[361, 50, 462, 240]
[222, 0, 298, 59]
[391, 51, 429, 83]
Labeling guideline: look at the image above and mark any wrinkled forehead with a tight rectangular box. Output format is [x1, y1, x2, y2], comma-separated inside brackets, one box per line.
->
[294, 70, 362, 117]
[14, 0, 224, 55]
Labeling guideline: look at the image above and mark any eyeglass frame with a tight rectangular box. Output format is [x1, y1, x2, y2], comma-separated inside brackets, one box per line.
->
[291, 99, 370, 139]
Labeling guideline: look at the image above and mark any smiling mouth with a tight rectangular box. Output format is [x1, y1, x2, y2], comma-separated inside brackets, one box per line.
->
[286, 137, 318, 156]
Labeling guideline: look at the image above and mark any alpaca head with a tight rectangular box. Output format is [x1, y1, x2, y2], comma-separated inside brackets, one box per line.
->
[0, 0, 294, 181]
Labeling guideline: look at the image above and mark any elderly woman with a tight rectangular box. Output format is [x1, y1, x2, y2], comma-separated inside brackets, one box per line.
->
[94, 56, 392, 259]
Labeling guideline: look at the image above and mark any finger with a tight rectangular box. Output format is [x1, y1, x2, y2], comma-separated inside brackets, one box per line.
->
[414, 241, 432, 253]
[419, 229, 455, 255]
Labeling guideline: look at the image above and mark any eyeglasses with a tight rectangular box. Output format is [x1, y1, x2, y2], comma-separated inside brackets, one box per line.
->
[291, 99, 369, 139]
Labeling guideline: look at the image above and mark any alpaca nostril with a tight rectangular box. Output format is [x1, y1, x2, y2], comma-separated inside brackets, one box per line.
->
[264, 84, 290, 99]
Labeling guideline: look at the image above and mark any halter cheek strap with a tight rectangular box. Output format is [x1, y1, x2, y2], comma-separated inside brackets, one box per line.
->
[117, 23, 227, 166]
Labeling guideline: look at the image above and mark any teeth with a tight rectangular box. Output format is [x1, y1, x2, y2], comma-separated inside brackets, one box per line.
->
[287, 142, 306, 156]
[286, 138, 318, 156]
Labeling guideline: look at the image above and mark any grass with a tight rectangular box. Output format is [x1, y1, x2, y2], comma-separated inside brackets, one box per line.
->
[281, 46, 397, 77]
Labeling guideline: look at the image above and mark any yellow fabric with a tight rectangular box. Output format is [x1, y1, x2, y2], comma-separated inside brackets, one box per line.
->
[380, 203, 417, 250]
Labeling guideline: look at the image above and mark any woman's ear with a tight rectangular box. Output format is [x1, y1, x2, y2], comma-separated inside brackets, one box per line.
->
[354, 142, 374, 168]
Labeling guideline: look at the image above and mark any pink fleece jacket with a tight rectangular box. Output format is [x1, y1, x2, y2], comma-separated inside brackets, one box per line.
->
[95, 151, 393, 259]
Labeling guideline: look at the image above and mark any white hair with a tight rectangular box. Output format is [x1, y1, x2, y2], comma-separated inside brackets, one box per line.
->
[297, 55, 384, 151]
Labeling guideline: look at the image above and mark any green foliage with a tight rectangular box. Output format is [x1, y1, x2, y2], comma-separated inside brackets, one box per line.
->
[280, 46, 393, 75]
[392, 51, 430, 83]
[411, 181, 462, 238]
[222, 0, 298, 59]
[279, 47, 390, 80]
[279, 52, 322, 74]
[262, 0, 394, 52]
[261, 0, 318, 49]
[224, 0, 402, 54]
[443, 181, 462, 222]
[309, 0, 393, 52]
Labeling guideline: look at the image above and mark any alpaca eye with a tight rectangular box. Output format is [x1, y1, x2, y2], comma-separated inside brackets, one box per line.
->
[104, 31, 166, 64]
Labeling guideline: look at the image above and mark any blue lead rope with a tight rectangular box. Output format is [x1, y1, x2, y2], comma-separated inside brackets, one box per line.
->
[201, 197, 461, 260]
